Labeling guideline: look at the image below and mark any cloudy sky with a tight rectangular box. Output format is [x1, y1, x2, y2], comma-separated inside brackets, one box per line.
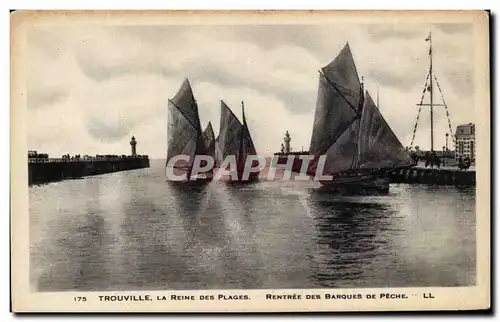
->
[27, 21, 476, 158]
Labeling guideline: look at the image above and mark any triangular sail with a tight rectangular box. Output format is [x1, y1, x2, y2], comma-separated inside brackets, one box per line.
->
[321, 43, 362, 104]
[357, 92, 413, 169]
[214, 135, 222, 166]
[218, 100, 243, 161]
[241, 101, 257, 157]
[309, 119, 360, 176]
[309, 43, 363, 158]
[203, 121, 216, 160]
[166, 79, 205, 170]
[218, 100, 259, 180]
[171, 79, 202, 132]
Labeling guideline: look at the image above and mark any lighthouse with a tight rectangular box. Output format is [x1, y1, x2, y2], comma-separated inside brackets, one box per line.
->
[284, 131, 291, 154]
[130, 136, 137, 157]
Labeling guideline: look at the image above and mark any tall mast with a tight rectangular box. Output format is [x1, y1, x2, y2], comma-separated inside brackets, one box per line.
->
[377, 85, 379, 107]
[241, 101, 246, 125]
[410, 32, 454, 152]
[238, 101, 245, 167]
[428, 31, 434, 151]
[358, 76, 364, 113]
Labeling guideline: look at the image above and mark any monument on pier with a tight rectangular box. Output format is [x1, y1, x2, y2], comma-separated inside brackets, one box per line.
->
[283, 131, 291, 154]
[130, 136, 137, 157]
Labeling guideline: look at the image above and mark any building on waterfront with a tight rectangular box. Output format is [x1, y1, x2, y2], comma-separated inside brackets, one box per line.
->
[455, 123, 475, 161]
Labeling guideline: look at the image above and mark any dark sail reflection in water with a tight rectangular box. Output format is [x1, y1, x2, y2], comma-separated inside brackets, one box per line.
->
[29, 160, 476, 291]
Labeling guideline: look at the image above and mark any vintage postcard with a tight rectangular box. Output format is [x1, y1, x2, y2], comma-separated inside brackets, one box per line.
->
[11, 10, 490, 312]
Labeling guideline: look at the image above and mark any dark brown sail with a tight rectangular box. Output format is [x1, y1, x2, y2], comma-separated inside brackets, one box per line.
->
[218, 100, 243, 162]
[214, 135, 221, 166]
[171, 78, 203, 135]
[203, 121, 216, 161]
[218, 100, 259, 181]
[308, 43, 363, 175]
[310, 119, 361, 176]
[309, 43, 362, 158]
[241, 101, 257, 157]
[357, 92, 413, 169]
[166, 79, 206, 174]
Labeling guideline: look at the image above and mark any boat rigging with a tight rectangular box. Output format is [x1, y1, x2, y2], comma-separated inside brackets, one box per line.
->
[409, 31, 455, 152]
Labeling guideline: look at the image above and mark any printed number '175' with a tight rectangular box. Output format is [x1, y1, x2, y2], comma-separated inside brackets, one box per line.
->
[74, 297, 87, 302]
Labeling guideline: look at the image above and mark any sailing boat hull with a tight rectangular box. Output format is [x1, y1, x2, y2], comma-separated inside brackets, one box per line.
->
[166, 164, 214, 185]
[319, 170, 390, 194]
[167, 176, 213, 186]
[224, 177, 259, 185]
[320, 177, 390, 194]
[213, 167, 260, 184]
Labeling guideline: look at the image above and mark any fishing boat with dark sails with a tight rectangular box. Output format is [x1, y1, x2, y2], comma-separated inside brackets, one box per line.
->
[217, 100, 260, 183]
[308, 43, 413, 193]
[166, 78, 213, 184]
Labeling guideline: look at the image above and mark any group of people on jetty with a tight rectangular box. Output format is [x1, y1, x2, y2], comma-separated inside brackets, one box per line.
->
[60, 154, 147, 161]
[29, 153, 147, 163]
[408, 148, 472, 170]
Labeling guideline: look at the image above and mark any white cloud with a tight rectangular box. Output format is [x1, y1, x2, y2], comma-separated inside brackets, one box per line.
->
[26, 23, 476, 158]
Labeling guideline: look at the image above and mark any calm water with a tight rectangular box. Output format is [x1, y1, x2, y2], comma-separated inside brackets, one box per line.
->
[29, 160, 476, 292]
